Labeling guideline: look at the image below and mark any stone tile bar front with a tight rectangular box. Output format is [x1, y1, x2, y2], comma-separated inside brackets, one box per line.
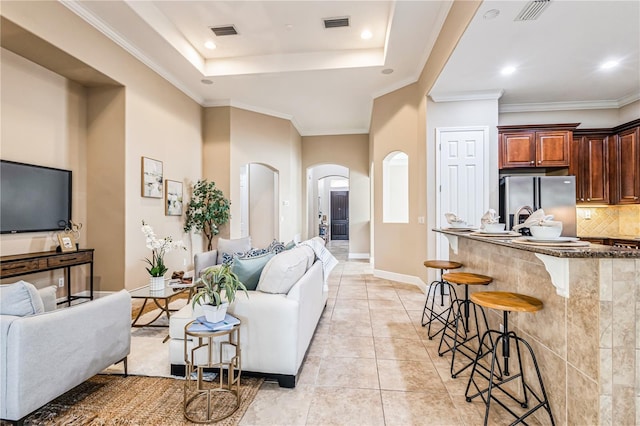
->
[434, 230, 640, 425]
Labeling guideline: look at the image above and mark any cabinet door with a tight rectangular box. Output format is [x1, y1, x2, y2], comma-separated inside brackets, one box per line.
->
[583, 136, 610, 204]
[570, 136, 584, 201]
[499, 132, 535, 168]
[615, 127, 640, 204]
[536, 131, 570, 167]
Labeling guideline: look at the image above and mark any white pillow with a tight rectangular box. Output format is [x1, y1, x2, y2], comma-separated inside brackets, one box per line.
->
[0, 280, 45, 316]
[216, 236, 252, 264]
[257, 247, 309, 294]
[298, 245, 316, 270]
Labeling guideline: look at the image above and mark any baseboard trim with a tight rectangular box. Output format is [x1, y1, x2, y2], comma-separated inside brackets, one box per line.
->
[348, 253, 370, 259]
[373, 269, 426, 292]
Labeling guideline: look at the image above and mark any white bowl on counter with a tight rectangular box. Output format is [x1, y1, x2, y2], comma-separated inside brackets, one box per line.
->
[449, 221, 469, 228]
[484, 223, 506, 233]
[529, 221, 563, 238]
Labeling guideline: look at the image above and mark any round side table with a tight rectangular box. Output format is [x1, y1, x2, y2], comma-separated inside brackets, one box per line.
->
[183, 319, 242, 423]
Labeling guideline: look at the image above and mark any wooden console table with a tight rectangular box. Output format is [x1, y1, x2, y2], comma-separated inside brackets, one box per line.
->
[0, 249, 94, 306]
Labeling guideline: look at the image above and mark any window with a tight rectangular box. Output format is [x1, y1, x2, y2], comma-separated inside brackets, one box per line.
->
[383, 151, 408, 223]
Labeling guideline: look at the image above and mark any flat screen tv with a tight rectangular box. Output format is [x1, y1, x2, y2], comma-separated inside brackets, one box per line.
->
[1, 160, 72, 234]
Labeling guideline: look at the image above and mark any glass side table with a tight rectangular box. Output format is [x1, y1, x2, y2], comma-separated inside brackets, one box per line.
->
[183, 319, 242, 423]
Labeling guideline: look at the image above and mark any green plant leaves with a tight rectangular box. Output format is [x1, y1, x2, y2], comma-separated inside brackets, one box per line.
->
[191, 264, 248, 309]
[184, 179, 231, 250]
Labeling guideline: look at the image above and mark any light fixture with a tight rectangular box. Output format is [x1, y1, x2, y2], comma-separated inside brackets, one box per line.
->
[501, 66, 516, 76]
[361, 29, 372, 40]
[201, 79, 213, 85]
[204, 41, 216, 50]
[483, 9, 500, 20]
[285, 24, 294, 31]
[381, 68, 394, 75]
[600, 60, 619, 70]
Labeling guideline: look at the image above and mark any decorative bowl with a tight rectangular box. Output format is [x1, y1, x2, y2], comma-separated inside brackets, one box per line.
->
[484, 223, 506, 233]
[529, 222, 563, 238]
[450, 221, 469, 228]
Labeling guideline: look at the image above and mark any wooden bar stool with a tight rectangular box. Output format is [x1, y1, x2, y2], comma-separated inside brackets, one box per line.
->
[465, 291, 555, 426]
[421, 260, 463, 339]
[438, 272, 495, 378]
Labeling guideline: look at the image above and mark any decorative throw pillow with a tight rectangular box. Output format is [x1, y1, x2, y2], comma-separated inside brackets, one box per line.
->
[257, 247, 309, 294]
[216, 237, 252, 264]
[267, 240, 286, 255]
[284, 240, 296, 250]
[231, 252, 276, 291]
[0, 280, 45, 316]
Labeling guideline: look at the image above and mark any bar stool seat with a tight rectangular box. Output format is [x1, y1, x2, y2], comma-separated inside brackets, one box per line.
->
[438, 272, 494, 378]
[421, 260, 463, 339]
[465, 291, 555, 426]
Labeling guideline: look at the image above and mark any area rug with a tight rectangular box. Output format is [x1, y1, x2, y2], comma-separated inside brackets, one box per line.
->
[5, 374, 264, 425]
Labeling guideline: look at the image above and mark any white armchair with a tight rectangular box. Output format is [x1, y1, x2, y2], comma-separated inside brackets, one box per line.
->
[0, 287, 131, 424]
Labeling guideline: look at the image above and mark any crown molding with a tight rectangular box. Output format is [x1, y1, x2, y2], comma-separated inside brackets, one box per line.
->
[60, 0, 204, 105]
[429, 89, 504, 102]
[499, 98, 634, 113]
[619, 92, 640, 107]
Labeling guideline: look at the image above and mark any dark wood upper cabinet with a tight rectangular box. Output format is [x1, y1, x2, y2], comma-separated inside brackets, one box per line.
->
[571, 132, 610, 204]
[498, 123, 578, 169]
[612, 123, 640, 204]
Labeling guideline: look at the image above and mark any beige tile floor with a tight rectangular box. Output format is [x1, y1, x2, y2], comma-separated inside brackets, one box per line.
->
[239, 241, 544, 426]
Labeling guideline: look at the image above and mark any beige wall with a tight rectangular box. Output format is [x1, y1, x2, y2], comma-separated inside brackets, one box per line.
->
[1, 2, 203, 291]
[202, 106, 231, 243]
[302, 134, 370, 256]
[227, 108, 301, 243]
[0, 48, 88, 293]
[202, 106, 304, 250]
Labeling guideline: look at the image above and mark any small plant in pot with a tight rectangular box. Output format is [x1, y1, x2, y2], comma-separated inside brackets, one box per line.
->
[191, 264, 248, 323]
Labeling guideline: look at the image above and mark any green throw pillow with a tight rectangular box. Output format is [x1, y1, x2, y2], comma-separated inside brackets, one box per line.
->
[231, 252, 275, 290]
[285, 240, 296, 250]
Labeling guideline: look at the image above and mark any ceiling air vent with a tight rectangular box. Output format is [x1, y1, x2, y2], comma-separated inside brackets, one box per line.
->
[514, 0, 551, 21]
[210, 25, 238, 36]
[323, 16, 350, 29]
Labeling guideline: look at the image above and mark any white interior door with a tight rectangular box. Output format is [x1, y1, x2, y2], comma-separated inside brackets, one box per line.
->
[436, 127, 489, 260]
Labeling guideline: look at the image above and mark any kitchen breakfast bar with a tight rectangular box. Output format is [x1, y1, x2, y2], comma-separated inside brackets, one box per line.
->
[434, 229, 640, 425]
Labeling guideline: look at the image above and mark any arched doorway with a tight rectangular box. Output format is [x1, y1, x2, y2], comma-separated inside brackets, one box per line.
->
[240, 163, 279, 248]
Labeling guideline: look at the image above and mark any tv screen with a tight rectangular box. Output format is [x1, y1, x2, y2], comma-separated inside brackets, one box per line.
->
[1, 160, 72, 234]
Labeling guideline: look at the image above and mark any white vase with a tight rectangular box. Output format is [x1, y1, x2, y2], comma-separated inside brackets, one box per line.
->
[202, 302, 228, 323]
[149, 276, 165, 291]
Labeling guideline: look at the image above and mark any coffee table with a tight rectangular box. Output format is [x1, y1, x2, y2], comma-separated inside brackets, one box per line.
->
[130, 281, 195, 328]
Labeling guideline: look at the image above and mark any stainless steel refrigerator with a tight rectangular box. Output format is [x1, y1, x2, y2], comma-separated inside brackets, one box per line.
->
[499, 176, 577, 237]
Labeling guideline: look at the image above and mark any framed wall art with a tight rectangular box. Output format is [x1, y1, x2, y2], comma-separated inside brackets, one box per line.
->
[141, 157, 163, 198]
[165, 179, 183, 216]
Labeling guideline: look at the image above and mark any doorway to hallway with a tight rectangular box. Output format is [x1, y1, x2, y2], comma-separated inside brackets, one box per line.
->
[330, 190, 349, 240]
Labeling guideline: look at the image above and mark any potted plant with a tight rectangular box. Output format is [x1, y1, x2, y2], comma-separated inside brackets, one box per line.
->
[141, 221, 185, 290]
[191, 264, 248, 323]
[183, 179, 231, 251]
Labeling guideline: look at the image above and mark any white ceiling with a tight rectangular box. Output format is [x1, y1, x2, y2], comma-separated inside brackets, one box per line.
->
[63, 0, 639, 136]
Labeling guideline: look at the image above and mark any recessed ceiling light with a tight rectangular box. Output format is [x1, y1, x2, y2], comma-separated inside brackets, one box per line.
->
[201, 79, 213, 85]
[361, 29, 373, 40]
[483, 9, 500, 20]
[501, 66, 516, 76]
[204, 41, 216, 50]
[381, 68, 394, 75]
[285, 24, 294, 31]
[600, 60, 619, 70]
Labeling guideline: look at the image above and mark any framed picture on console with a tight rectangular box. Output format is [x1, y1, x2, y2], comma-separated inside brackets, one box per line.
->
[165, 179, 183, 216]
[141, 157, 163, 198]
[57, 231, 77, 252]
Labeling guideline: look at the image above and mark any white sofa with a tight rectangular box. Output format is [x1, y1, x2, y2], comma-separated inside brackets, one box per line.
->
[0, 284, 131, 424]
[169, 243, 329, 387]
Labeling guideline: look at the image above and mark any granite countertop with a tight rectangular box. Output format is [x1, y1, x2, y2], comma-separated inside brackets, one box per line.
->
[579, 235, 640, 241]
[434, 229, 640, 259]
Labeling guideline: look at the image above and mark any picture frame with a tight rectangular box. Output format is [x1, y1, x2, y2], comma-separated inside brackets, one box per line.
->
[57, 231, 77, 252]
[165, 179, 183, 216]
[141, 157, 163, 198]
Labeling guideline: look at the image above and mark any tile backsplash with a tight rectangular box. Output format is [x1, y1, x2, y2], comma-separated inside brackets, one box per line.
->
[577, 204, 640, 237]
